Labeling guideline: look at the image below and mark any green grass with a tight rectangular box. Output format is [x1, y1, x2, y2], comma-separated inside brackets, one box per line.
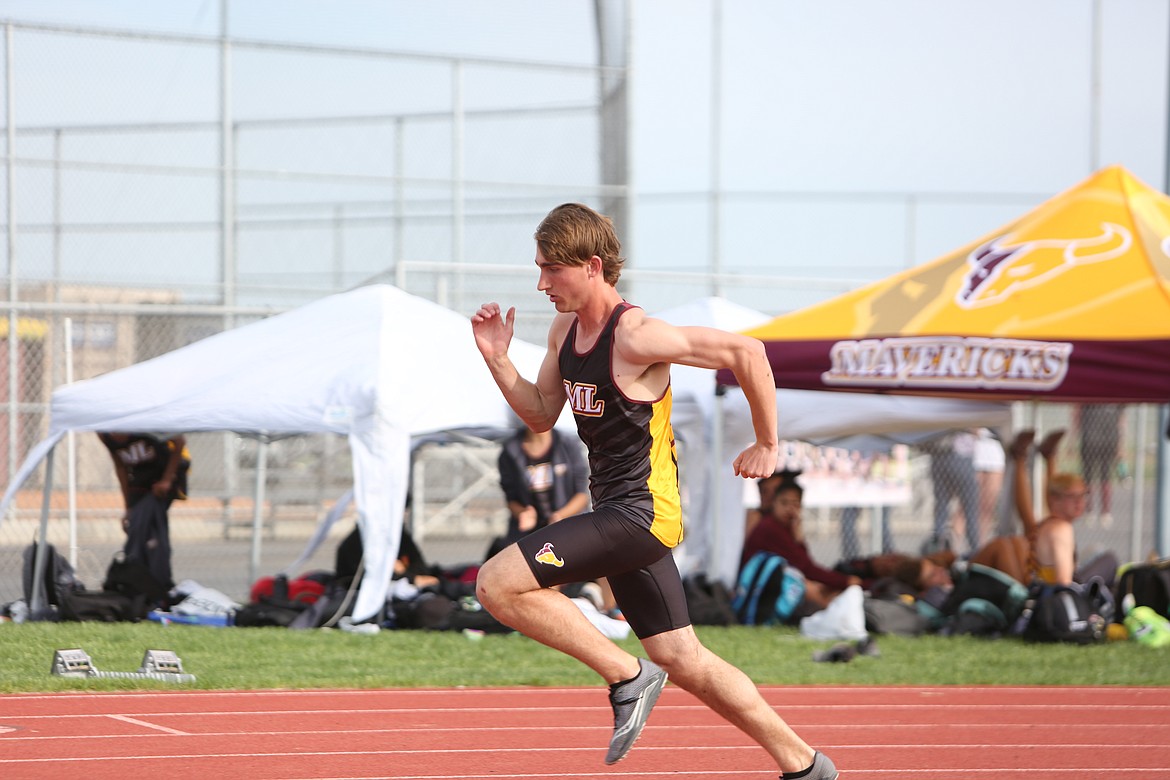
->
[1, 622, 1167, 693]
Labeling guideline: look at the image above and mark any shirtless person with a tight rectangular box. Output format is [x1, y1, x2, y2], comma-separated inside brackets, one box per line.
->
[471, 203, 837, 779]
[970, 430, 1084, 585]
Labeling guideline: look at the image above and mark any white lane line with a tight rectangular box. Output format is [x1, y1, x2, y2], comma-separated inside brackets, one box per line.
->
[6, 701, 1169, 719]
[106, 714, 191, 736]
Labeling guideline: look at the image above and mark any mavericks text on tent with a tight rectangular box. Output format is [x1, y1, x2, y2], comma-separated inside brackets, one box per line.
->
[822, 336, 1072, 391]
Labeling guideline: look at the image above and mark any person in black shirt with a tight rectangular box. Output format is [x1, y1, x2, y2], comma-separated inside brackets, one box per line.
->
[98, 432, 189, 520]
[98, 432, 190, 597]
[487, 425, 590, 560]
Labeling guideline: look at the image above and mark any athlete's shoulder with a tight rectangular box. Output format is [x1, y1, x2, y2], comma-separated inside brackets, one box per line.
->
[612, 302, 650, 331]
[614, 304, 683, 349]
[548, 312, 576, 350]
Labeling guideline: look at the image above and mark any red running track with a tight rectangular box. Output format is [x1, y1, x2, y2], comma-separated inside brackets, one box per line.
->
[1, 686, 1168, 779]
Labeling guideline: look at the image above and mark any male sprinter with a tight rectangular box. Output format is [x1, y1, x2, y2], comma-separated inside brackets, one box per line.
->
[471, 203, 837, 779]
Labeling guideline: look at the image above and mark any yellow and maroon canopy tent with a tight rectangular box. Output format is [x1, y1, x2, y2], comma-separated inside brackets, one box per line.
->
[718, 166, 1170, 402]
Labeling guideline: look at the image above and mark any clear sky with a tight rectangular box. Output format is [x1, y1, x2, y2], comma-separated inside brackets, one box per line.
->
[631, 0, 1170, 289]
[1, 0, 1167, 314]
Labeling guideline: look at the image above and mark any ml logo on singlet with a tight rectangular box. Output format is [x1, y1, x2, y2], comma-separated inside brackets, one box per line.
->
[563, 380, 605, 417]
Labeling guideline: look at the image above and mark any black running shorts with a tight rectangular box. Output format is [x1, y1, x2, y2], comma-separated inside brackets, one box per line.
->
[516, 504, 691, 639]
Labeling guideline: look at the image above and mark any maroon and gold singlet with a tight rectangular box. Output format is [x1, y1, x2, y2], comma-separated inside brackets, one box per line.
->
[558, 303, 683, 548]
[517, 301, 692, 638]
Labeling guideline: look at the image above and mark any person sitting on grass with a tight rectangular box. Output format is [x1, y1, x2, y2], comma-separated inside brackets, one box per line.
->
[741, 478, 867, 611]
[836, 550, 955, 607]
[969, 429, 1117, 588]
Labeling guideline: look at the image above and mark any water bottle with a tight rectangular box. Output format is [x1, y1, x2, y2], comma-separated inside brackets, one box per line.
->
[8, 600, 29, 624]
[1124, 605, 1170, 648]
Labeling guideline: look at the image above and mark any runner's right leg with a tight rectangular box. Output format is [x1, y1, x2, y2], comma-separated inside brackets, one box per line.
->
[641, 625, 826, 776]
[476, 543, 640, 685]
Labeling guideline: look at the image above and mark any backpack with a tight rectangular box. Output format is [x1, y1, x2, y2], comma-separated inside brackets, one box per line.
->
[391, 592, 455, 630]
[1019, 580, 1109, 644]
[1113, 558, 1170, 619]
[733, 552, 807, 626]
[682, 573, 738, 626]
[234, 601, 306, 627]
[446, 596, 511, 634]
[940, 563, 1028, 637]
[236, 574, 332, 629]
[863, 597, 931, 636]
[104, 553, 169, 606]
[21, 542, 81, 615]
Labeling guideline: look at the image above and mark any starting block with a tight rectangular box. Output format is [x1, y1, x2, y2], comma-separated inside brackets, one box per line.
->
[52, 648, 95, 677]
[52, 648, 196, 683]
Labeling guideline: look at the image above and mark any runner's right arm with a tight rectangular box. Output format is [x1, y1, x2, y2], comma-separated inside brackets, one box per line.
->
[471, 302, 568, 432]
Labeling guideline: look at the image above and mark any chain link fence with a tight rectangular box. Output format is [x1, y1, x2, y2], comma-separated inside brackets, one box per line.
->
[1, 22, 1166, 608]
[0, 20, 624, 604]
[796, 403, 1161, 575]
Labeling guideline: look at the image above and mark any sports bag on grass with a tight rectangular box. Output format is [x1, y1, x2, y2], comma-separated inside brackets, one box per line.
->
[1113, 558, 1170, 618]
[733, 552, 806, 626]
[1020, 582, 1107, 644]
[940, 563, 1028, 636]
[864, 597, 930, 636]
[234, 601, 304, 627]
[683, 573, 737, 626]
[21, 542, 81, 615]
[58, 589, 145, 622]
[104, 553, 169, 606]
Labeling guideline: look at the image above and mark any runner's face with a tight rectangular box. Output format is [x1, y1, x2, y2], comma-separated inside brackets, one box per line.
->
[536, 249, 591, 312]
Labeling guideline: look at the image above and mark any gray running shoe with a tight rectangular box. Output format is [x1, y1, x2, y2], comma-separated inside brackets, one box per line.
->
[604, 658, 668, 765]
[782, 751, 839, 780]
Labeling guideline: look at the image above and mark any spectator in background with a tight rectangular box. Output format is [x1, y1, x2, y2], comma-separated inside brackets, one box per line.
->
[335, 522, 440, 592]
[486, 424, 590, 561]
[741, 478, 866, 611]
[923, 430, 981, 555]
[100, 432, 190, 518]
[838, 448, 894, 559]
[744, 469, 794, 540]
[970, 430, 1117, 588]
[840, 505, 893, 561]
[971, 428, 1006, 541]
[889, 554, 954, 607]
[838, 550, 954, 594]
[1076, 404, 1125, 527]
[98, 431, 191, 597]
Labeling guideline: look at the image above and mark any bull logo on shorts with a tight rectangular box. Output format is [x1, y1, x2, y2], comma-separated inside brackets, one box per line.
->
[534, 542, 564, 568]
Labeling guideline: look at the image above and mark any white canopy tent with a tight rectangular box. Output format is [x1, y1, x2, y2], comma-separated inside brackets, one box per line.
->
[652, 297, 1015, 585]
[0, 284, 559, 622]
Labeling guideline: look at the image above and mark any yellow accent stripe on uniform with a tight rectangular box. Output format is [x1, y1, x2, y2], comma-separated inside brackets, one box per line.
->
[647, 389, 683, 548]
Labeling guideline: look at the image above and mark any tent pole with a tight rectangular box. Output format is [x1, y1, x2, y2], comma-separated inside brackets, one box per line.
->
[1156, 2, 1170, 559]
[29, 444, 57, 618]
[1130, 404, 1149, 562]
[1157, 405, 1169, 557]
[249, 436, 269, 588]
[711, 385, 725, 583]
[64, 317, 78, 567]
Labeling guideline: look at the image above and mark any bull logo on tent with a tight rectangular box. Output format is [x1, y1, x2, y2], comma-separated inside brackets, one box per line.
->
[957, 222, 1131, 309]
